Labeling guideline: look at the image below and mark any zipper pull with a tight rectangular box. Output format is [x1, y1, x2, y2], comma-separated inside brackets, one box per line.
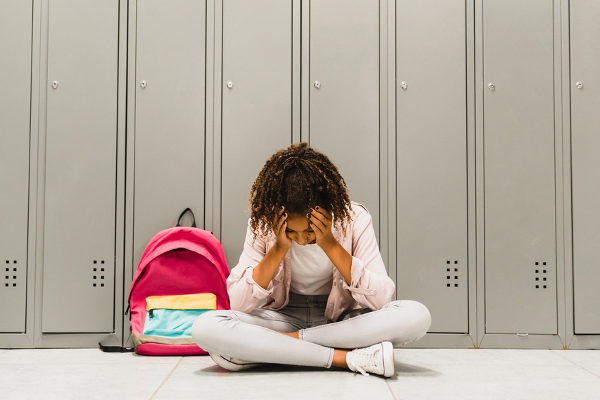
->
[149, 309, 154, 318]
[124, 304, 130, 315]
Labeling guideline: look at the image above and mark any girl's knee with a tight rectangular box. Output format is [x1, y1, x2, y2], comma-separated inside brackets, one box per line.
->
[191, 310, 234, 349]
[385, 300, 432, 338]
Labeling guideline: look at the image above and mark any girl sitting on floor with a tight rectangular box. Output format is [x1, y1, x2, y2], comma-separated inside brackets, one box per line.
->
[192, 142, 431, 377]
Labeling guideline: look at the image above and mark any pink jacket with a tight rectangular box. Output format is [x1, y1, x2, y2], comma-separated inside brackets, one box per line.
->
[227, 201, 396, 322]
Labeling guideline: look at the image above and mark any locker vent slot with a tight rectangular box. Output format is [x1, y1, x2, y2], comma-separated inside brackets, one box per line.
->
[92, 260, 106, 287]
[534, 261, 549, 289]
[4, 259, 18, 287]
[444, 260, 460, 288]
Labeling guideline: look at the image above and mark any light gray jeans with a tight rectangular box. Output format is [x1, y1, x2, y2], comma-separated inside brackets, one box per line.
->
[191, 292, 431, 369]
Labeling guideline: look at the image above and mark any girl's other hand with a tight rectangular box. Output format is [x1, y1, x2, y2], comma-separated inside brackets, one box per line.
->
[273, 206, 292, 251]
[308, 206, 337, 250]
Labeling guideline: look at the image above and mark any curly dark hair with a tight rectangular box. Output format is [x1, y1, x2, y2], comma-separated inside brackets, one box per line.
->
[248, 142, 352, 242]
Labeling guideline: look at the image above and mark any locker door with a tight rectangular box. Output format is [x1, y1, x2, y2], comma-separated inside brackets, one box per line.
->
[309, 0, 380, 238]
[221, 0, 292, 267]
[0, 0, 32, 333]
[134, 0, 206, 269]
[396, 0, 468, 333]
[483, 0, 557, 334]
[41, 0, 118, 332]
[571, 0, 600, 334]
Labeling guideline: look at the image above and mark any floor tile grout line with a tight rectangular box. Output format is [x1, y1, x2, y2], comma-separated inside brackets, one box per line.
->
[148, 356, 184, 400]
[550, 350, 600, 380]
[385, 378, 398, 400]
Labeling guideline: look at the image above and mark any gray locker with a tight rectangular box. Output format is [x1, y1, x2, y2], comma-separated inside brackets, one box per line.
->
[41, 0, 118, 333]
[570, 0, 600, 334]
[483, 0, 557, 334]
[221, 0, 293, 267]
[0, 0, 32, 333]
[395, 0, 468, 333]
[133, 0, 206, 269]
[308, 0, 380, 238]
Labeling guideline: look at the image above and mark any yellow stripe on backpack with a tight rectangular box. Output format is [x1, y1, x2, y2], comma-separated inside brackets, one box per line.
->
[145, 293, 217, 311]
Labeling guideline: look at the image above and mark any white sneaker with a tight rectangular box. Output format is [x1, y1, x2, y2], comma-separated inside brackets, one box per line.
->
[346, 341, 394, 377]
[209, 352, 263, 372]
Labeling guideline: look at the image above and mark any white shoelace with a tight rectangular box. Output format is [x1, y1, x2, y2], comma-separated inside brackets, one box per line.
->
[346, 344, 383, 376]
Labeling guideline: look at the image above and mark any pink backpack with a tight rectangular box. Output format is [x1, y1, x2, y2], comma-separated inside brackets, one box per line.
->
[124, 208, 230, 356]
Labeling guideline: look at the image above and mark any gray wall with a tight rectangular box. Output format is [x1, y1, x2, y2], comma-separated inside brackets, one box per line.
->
[1, 0, 598, 350]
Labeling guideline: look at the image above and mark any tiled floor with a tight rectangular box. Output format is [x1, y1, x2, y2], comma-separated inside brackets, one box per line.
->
[1, 348, 599, 400]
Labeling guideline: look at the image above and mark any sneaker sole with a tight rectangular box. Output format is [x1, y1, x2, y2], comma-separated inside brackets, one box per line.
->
[381, 341, 395, 377]
[209, 352, 262, 372]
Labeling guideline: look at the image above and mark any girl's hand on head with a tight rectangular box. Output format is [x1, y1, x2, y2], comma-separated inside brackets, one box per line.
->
[273, 206, 292, 251]
[308, 206, 337, 250]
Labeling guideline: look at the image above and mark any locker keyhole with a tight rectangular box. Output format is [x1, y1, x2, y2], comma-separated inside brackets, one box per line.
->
[444, 260, 460, 288]
[92, 260, 106, 287]
[4, 260, 18, 287]
[534, 261, 548, 289]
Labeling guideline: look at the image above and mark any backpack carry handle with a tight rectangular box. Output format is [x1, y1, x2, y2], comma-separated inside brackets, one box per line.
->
[176, 207, 197, 228]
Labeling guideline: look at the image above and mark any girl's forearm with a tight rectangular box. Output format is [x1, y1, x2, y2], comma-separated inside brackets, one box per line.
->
[321, 239, 352, 285]
[252, 244, 288, 289]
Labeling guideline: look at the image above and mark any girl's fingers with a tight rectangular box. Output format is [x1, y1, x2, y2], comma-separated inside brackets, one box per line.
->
[280, 220, 287, 236]
[276, 213, 286, 235]
[308, 213, 326, 233]
[310, 210, 331, 235]
[308, 220, 321, 235]
[274, 206, 285, 224]
[313, 206, 331, 220]
[310, 208, 328, 225]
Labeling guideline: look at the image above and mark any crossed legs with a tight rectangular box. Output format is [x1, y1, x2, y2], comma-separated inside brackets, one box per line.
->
[191, 299, 431, 370]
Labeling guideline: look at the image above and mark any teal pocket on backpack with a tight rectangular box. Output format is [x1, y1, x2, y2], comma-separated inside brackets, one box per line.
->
[143, 309, 210, 338]
[142, 293, 217, 339]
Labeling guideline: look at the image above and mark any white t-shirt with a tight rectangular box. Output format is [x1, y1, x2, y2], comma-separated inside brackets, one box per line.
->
[289, 240, 334, 295]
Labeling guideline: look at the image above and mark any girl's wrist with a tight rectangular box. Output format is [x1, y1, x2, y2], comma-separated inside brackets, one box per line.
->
[318, 234, 338, 253]
[273, 242, 291, 254]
